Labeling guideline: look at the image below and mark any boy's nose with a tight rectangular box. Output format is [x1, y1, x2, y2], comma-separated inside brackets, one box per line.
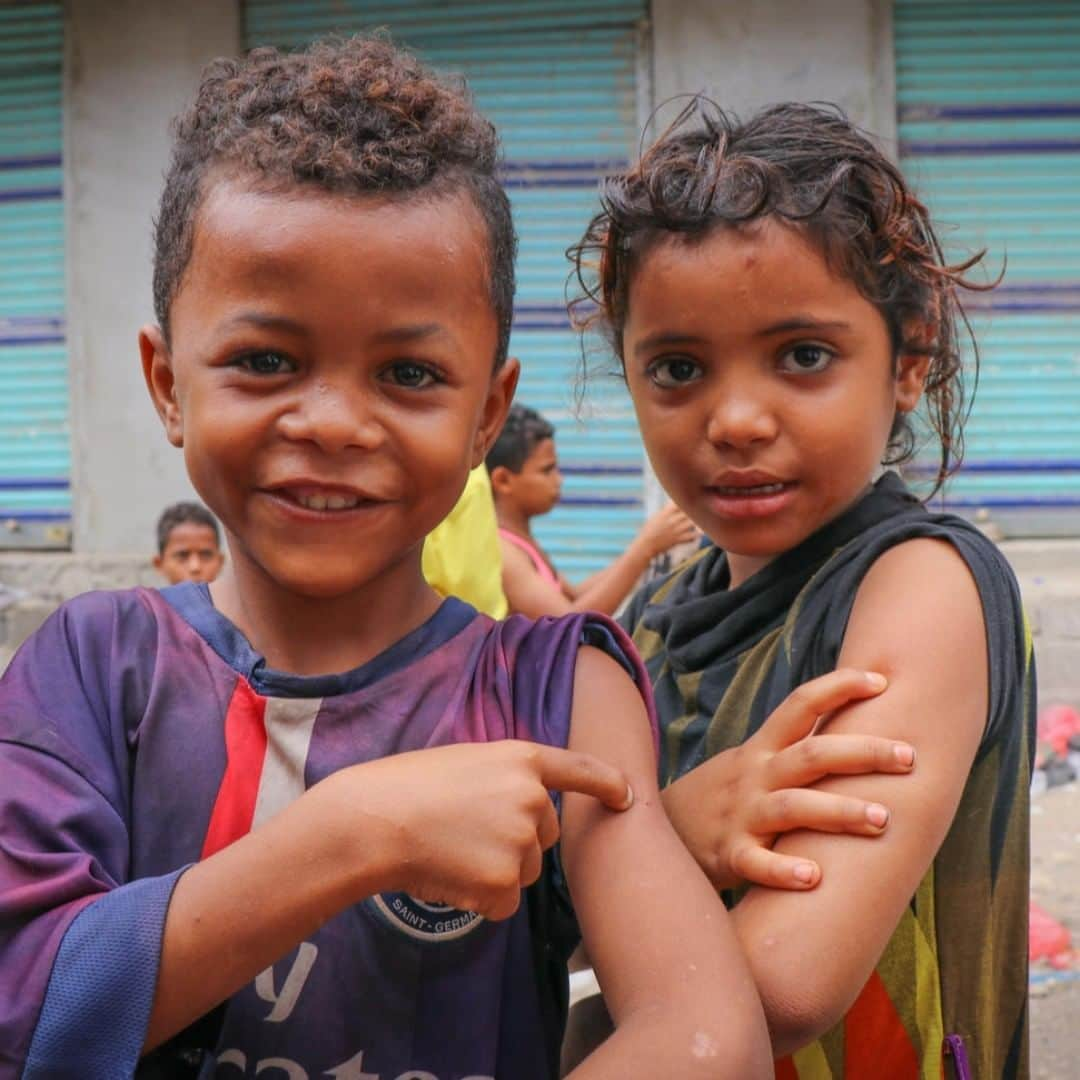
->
[279, 381, 384, 453]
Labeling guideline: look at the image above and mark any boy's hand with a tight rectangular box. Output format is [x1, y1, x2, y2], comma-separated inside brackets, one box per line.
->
[637, 502, 699, 558]
[320, 741, 632, 922]
[661, 669, 915, 892]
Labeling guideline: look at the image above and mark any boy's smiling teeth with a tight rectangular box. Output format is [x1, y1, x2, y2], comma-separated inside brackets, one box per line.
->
[297, 492, 361, 511]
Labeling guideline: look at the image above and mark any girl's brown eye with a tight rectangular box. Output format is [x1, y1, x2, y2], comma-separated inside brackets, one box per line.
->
[649, 356, 703, 388]
[781, 344, 833, 373]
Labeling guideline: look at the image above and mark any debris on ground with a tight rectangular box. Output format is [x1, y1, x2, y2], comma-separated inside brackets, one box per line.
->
[1032, 705, 1080, 795]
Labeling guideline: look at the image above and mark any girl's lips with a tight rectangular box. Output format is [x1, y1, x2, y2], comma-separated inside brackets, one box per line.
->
[260, 488, 389, 521]
[703, 481, 797, 520]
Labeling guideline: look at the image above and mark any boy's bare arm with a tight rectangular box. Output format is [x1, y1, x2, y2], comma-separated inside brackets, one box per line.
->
[144, 740, 631, 1052]
[728, 539, 987, 1054]
[560, 647, 772, 1078]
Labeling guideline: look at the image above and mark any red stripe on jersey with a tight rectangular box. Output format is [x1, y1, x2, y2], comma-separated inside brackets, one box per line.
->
[201, 677, 268, 858]
[844, 970, 920, 1077]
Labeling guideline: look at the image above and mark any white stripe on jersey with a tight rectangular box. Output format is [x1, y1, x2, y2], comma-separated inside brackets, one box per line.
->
[251, 697, 322, 829]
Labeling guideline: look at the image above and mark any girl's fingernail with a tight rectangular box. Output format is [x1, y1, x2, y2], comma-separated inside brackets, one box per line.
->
[866, 672, 888, 690]
[793, 863, 816, 884]
[866, 803, 889, 828]
[894, 744, 915, 767]
[622, 784, 634, 810]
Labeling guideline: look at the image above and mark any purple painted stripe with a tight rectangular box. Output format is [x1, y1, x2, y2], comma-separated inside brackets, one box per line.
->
[0, 511, 69, 522]
[902, 139, 1080, 155]
[562, 465, 641, 476]
[0, 186, 61, 204]
[909, 461, 1080, 475]
[0, 334, 65, 347]
[965, 301, 1080, 313]
[501, 160, 626, 174]
[935, 495, 1080, 509]
[900, 103, 1080, 123]
[502, 176, 605, 189]
[0, 478, 69, 491]
[560, 496, 641, 508]
[0, 154, 62, 171]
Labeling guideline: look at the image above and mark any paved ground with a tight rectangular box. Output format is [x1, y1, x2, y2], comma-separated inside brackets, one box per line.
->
[1030, 781, 1080, 1079]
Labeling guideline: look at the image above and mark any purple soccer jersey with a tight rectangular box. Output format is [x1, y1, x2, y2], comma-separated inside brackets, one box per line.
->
[0, 584, 656, 1080]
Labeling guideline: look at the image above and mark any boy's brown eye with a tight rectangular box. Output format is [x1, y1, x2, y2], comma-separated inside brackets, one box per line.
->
[238, 351, 292, 375]
[388, 361, 438, 389]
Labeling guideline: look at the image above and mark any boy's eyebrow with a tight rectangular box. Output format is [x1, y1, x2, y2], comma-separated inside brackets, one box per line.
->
[371, 322, 450, 344]
[221, 312, 310, 336]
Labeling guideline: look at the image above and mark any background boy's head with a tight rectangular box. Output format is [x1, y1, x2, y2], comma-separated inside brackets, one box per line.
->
[486, 404, 561, 519]
[154, 501, 224, 584]
[140, 36, 520, 603]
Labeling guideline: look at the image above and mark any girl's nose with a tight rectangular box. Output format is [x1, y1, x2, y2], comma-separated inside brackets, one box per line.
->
[279, 380, 384, 454]
[704, 390, 779, 450]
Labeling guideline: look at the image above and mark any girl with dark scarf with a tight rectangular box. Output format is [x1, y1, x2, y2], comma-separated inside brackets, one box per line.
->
[566, 101, 1033, 1078]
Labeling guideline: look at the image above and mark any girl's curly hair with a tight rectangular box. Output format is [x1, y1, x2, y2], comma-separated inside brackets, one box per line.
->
[570, 99, 994, 494]
[153, 35, 515, 364]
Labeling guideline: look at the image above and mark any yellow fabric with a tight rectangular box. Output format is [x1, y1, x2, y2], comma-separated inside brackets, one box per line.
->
[423, 465, 508, 619]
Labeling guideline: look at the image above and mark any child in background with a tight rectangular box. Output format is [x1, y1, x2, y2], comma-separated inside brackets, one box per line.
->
[153, 500, 225, 585]
[422, 463, 508, 618]
[0, 40, 777, 1079]
[569, 100, 1034, 1076]
[488, 402, 698, 616]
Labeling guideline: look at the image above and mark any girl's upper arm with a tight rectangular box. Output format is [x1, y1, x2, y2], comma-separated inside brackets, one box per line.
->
[499, 537, 573, 617]
[730, 538, 988, 1051]
[560, 646, 771, 1077]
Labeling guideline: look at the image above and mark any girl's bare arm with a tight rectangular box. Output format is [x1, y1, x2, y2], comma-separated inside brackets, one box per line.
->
[728, 538, 988, 1054]
[561, 647, 772, 1078]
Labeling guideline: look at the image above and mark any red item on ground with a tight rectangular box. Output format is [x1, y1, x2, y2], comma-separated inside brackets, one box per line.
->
[1030, 900, 1073, 968]
[1037, 704, 1080, 758]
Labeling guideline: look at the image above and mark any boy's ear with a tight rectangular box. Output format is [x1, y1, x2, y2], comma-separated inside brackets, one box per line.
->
[140, 324, 184, 447]
[489, 464, 514, 498]
[471, 355, 520, 467]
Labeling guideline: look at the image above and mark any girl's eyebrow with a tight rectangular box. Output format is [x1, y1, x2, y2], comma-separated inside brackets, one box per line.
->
[758, 317, 852, 337]
[632, 332, 708, 357]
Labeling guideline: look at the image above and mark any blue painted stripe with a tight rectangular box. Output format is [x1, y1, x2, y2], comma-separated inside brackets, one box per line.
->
[0, 334, 65, 347]
[910, 461, 1080, 475]
[560, 496, 641, 508]
[1030, 970, 1080, 987]
[0, 511, 70, 522]
[902, 139, 1080, 155]
[561, 465, 641, 476]
[499, 158, 625, 189]
[0, 154, 62, 171]
[0, 478, 69, 490]
[900, 104, 1080, 122]
[0, 186, 62, 204]
[934, 495, 1080, 509]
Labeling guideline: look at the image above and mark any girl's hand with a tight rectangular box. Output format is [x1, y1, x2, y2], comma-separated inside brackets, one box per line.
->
[661, 669, 914, 892]
[320, 740, 632, 922]
[636, 502, 699, 558]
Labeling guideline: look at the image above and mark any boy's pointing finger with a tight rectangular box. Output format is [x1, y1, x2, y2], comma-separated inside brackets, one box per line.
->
[537, 747, 634, 812]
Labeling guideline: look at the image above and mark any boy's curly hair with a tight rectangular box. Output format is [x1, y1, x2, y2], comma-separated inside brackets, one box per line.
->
[570, 99, 994, 494]
[153, 35, 515, 365]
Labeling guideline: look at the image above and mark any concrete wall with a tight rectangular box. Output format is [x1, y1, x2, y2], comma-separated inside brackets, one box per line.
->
[651, 0, 896, 147]
[65, 0, 241, 555]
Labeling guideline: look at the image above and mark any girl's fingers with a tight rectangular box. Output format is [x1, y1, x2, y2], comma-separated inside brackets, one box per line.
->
[769, 732, 916, 789]
[729, 844, 821, 891]
[754, 787, 892, 838]
[758, 668, 888, 751]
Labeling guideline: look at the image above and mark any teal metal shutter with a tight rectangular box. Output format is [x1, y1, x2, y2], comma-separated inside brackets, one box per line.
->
[0, 1, 69, 548]
[244, 1, 648, 578]
[895, 0, 1080, 533]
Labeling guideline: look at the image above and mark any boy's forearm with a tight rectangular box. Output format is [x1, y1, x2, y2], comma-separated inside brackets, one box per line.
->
[143, 772, 390, 1052]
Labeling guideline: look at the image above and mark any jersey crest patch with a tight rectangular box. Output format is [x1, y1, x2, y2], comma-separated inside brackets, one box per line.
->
[367, 892, 485, 943]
